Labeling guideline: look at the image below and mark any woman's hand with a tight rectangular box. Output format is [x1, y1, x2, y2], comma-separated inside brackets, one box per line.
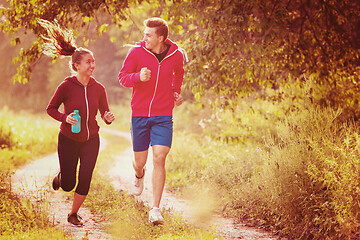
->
[104, 111, 115, 123]
[66, 112, 78, 125]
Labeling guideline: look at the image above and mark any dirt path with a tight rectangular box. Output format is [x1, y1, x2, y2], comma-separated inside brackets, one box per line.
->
[11, 139, 112, 240]
[11, 128, 282, 240]
[103, 128, 281, 240]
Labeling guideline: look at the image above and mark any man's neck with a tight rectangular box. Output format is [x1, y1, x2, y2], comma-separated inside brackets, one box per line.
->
[152, 43, 166, 54]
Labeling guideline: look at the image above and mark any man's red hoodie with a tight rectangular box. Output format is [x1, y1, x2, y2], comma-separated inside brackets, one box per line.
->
[47, 76, 111, 142]
[118, 39, 185, 117]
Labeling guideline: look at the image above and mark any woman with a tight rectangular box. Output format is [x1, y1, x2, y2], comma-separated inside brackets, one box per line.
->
[39, 19, 115, 226]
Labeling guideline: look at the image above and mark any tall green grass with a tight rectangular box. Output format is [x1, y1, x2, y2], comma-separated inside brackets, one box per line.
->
[0, 191, 70, 240]
[0, 108, 58, 168]
[0, 107, 58, 189]
[167, 99, 360, 239]
[0, 108, 67, 239]
[265, 107, 360, 238]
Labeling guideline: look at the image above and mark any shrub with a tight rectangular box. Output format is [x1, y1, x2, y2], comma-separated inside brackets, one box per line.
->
[236, 106, 360, 239]
[169, 100, 360, 239]
[0, 124, 16, 149]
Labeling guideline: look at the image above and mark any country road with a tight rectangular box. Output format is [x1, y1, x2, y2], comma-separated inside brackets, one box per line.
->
[11, 128, 282, 239]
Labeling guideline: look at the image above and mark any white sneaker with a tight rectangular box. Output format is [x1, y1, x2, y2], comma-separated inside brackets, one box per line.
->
[132, 168, 145, 196]
[148, 207, 164, 224]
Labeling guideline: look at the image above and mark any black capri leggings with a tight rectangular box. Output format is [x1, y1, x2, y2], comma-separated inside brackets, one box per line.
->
[58, 132, 100, 196]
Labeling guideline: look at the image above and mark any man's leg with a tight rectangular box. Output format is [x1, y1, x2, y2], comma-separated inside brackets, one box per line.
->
[151, 145, 170, 208]
[133, 150, 148, 178]
[131, 117, 150, 179]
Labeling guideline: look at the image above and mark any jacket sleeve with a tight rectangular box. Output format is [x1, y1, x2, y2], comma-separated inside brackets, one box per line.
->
[172, 51, 185, 94]
[118, 48, 142, 88]
[98, 86, 112, 125]
[46, 83, 67, 123]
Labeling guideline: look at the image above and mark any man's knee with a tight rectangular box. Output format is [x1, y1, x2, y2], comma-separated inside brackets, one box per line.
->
[153, 152, 167, 161]
[134, 150, 148, 167]
[153, 152, 168, 168]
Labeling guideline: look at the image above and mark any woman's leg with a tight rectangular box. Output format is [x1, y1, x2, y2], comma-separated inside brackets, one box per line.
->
[58, 133, 79, 192]
[74, 134, 100, 199]
[70, 192, 87, 215]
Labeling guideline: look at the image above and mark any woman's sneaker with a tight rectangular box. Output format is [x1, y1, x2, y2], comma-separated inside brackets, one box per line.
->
[67, 213, 83, 227]
[52, 171, 61, 190]
[148, 207, 164, 225]
[132, 168, 145, 196]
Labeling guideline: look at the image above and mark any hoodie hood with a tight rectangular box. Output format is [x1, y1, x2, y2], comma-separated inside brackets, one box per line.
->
[136, 39, 179, 55]
[65, 76, 96, 87]
[123, 39, 189, 63]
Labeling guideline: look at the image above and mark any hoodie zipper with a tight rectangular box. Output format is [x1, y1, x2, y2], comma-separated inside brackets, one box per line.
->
[84, 85, 90, 140]
[144, 47, 178, 117]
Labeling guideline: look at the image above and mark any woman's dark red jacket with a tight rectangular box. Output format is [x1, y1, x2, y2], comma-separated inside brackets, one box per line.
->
[47, 76, 111, 142]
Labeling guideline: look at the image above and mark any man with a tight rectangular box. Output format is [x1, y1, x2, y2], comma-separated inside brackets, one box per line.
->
[118, 17, 185, 224]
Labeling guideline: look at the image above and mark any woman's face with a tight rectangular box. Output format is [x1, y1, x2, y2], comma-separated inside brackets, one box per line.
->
[76, 53, 95, 77]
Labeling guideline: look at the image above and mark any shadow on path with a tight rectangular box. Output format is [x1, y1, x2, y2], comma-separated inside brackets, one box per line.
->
[103, 128, 281, 240]
[11, 136, 111, 240]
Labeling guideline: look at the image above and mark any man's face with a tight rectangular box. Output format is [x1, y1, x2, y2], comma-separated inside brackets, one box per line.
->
[143, 27, 163, 51]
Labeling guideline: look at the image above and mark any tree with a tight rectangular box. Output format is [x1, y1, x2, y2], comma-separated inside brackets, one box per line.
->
[0, 0, 143, 83]
[2, 0, 359, 117]
[162, 0, 360, 115]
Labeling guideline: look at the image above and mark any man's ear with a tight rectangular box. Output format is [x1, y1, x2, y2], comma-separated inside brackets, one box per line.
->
[159, 35, 164, 43]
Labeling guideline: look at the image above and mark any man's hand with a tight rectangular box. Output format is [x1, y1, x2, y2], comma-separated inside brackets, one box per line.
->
[174, 92, 183, 106]
[140, 67, 151, 82]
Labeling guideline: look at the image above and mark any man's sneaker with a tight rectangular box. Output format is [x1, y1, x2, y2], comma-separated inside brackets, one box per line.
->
[52, 171, 61, 191]
[132, 168, 145, 196]
[67, 213, 84, 227]
[149, 207, 164, 225]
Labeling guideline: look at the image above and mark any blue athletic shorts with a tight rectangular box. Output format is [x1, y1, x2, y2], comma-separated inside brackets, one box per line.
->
[131, 116, 173, 152]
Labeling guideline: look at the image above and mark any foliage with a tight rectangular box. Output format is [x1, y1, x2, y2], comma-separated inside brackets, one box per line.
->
[248, 105, 360, 239]
[0, 109, 67, 239]
[0, 108, 58, 188]
[0, 1, 156, 112]
[168, 99, 360, 239]
[0, 0, 144, 83]
[0, 191, 70, 239]
[161, 0, 360, 116]
[1, 0, 359, 115]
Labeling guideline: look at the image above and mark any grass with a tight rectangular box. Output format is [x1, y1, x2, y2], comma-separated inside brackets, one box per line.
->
[84, 129, 222, 239]
[0, 107, 68, 239]
[0, 103, 222, 239]
[0, 107, 58, 169]
[166, 97, 360, 239]
[0, 191, 69, 240]
[6, 96, 360, 239]
[1, 106, 222, 239]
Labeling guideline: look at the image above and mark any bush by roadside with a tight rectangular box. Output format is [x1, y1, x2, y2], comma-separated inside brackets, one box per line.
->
[0, 108, 66, 239]
[167, 99, 360, 239]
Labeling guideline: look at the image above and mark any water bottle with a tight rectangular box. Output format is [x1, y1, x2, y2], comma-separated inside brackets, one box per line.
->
[71, 110, 81, 133]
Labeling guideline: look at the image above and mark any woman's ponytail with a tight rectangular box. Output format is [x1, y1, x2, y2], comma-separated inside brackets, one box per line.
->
[38, 19, 93, 73]
[38, 19, 77, 57]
